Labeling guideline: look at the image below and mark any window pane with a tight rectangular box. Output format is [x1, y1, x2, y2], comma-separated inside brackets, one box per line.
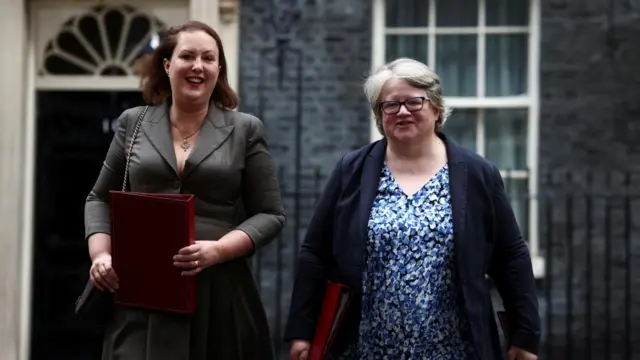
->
[436, 35, 477, 96]
[442, 109, 477, 152]
[485, 109, 528, 170]
[385, 0, 429, 27]
[436, 0, 478, 27]
[486, 0, 528, 26]
[485, 34, 528, 96]
[503, 178, 529, 233]
[386, 35, 428, 64]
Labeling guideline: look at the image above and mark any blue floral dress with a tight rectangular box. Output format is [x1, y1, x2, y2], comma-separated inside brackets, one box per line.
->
[338, 164, 475, 360]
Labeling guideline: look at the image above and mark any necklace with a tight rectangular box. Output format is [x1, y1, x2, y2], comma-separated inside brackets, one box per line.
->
[171, 121, 203, 152]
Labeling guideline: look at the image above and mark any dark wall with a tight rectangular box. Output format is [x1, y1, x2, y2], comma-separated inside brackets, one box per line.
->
[238, 0, 372, 356]
[538, 1, 640, 359]
[539, 0, 640, 171]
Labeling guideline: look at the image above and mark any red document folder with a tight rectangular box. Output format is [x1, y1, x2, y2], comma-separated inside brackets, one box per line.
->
[109, 191, 196, 314]
[308, 282, 352, 360]
[497, 310, 511, 341]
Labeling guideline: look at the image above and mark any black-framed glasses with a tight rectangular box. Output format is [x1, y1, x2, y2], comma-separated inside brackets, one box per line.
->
[379, 96, 429, 115]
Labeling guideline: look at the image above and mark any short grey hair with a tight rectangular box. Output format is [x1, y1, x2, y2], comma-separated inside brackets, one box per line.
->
[363, 57, 452, 135]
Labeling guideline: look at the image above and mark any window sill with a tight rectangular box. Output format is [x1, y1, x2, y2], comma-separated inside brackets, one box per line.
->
[485, 255, 546, 281]
[532, 255, 545, 279]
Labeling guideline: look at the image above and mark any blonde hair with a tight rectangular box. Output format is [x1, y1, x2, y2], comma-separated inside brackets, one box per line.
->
[364, 57, 451, 135]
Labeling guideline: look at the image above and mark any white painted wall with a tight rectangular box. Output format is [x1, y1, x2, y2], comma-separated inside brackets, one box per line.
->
[0, 0, 27, 358]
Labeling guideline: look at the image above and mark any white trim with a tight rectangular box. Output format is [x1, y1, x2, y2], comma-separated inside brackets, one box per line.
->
[532, 256, 545, 279]
[499, 170, 529, 180]
[32, 0, 240, 92]
[189, 0, 219, 25]
[219, 7, 240, 93]
[36, 76, 142, 91]
[427, 0, 436, 68]
[477, 0, 486, 98]
[385, 26, 529, 35]
[372, 0, 385, 70]
[1, 0, 28, 358]
[445, 96, 530, 108]
[33, 0, 183, 5]
[32, 0, 190, 91]
[527, 0, 542, 278]
[369, 0, 385, 142]
[477, 108, 485, 156]
[19, 22, 36, 360]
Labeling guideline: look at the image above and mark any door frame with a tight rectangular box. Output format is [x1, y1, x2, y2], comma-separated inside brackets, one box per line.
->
[30, 0, 241, 91]
[19, 1, 240, 359]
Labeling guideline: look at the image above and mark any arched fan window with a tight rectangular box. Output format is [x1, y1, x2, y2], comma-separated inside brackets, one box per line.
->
[40, 5, 167, 76]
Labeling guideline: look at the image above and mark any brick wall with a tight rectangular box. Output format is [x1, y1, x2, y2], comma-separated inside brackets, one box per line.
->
[238, 0, 372, 356]
[538, 1, 640, 359]
[539, 0, 640, 170]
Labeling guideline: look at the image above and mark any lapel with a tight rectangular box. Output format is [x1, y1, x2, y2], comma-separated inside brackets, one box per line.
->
[182, 105, 234, 179]
[442, 134, 469, 268]
[141, 100, 235, 180]
[354, 139, 386, 269]
[142, 102, 179, 177]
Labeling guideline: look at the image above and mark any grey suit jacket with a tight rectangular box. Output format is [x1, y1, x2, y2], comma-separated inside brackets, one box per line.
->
[84, 100, 285, 360]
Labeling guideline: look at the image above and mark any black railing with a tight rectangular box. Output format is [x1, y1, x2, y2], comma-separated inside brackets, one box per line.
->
[536, 170, 638, 360]
[252, 165, 324, 358]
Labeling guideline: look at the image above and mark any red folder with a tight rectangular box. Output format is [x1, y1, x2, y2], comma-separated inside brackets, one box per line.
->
[308, 282, 351, 360]
[497, 310, 511, 341]
[109, 191, 196, 314]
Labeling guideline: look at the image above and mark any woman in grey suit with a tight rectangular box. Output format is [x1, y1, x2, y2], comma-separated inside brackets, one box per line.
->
[84, 21, 285, 360]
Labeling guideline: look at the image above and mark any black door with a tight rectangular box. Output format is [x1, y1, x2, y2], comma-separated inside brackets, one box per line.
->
[32, 91, 145, 360]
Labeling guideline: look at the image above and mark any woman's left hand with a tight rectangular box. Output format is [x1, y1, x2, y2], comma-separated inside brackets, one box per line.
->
[173, 240, 221, 276]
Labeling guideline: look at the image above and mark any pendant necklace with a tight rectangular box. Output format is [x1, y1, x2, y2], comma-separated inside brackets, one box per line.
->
[172, 121, 203, 152]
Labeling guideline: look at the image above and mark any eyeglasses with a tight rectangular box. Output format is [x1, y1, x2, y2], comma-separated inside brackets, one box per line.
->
[379, 96, 429, 115]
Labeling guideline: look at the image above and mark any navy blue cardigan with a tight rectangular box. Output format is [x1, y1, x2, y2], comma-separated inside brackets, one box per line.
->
[284, 134, 541, 359]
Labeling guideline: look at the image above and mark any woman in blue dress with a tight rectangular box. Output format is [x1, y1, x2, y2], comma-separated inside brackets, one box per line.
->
[284, 58, 540, 360]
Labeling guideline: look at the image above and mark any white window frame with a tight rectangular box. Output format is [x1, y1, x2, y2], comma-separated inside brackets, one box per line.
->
[371, 0, 544, 278]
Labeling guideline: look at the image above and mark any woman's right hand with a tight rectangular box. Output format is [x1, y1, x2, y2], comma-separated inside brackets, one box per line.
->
[289, 340, 311, 360]
[90, 252, 119, 292]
